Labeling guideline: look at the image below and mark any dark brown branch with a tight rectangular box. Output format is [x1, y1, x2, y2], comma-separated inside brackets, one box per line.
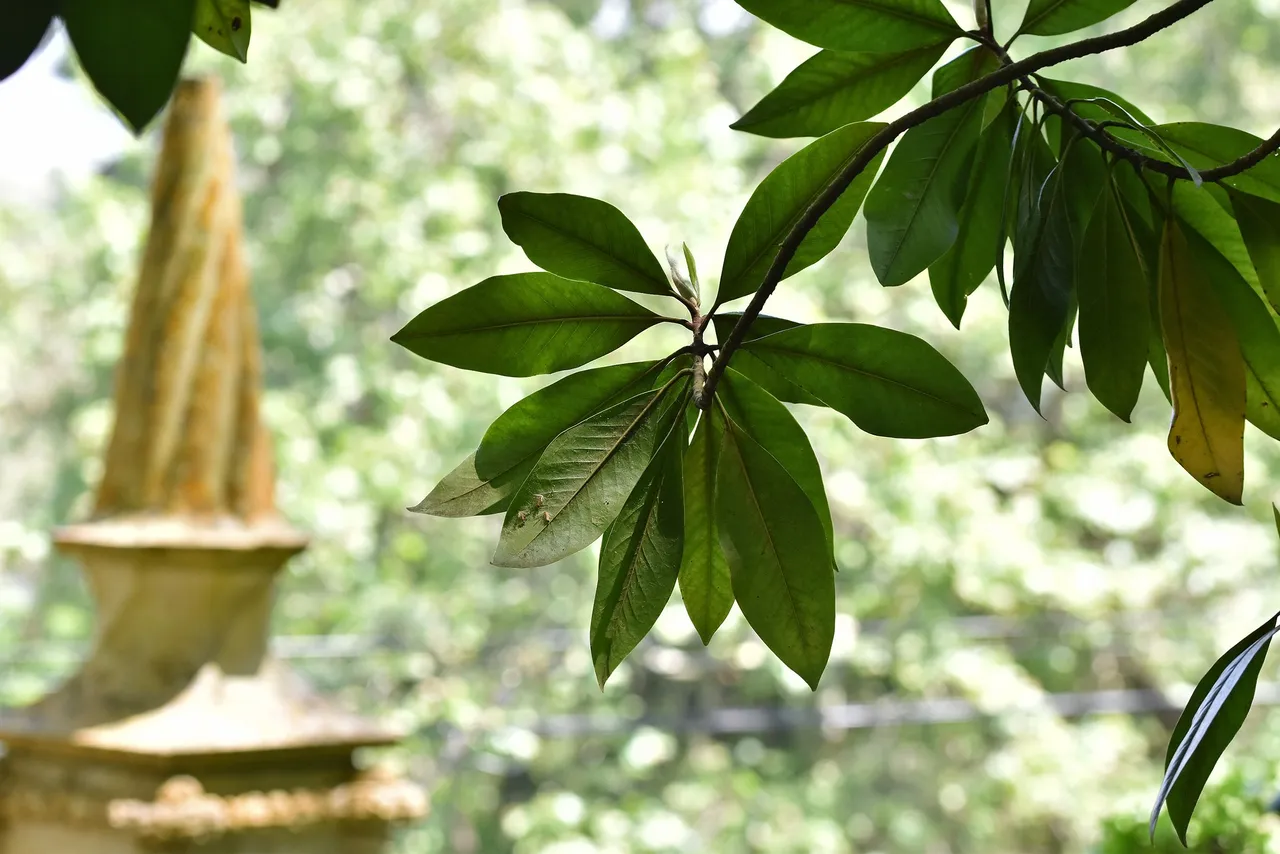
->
[699, 0, 1220, 410]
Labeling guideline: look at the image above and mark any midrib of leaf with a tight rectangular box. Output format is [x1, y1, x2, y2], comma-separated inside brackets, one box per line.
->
[748, 339, 975, 414]
[513, 209, 664, 287]
[425, 313, 655, 335]
[592, 468, 665, 654]
[832, 0, 955, 30]
[766, 46, 944, 112]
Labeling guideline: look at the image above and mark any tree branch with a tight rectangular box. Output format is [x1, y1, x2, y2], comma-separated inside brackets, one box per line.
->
[698, 0, 1220, 410]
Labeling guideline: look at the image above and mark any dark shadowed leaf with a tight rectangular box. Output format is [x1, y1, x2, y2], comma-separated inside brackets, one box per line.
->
[711, 313, 827, 407]
[193, 0, 252, 62]
[929, 102, 1015, 327]
[1039, 78, 1154, 127]
[1230, 190, 1280, 316]
[1159, 219, 1245, 504]
[1112, 123, 1280, 206]
[719, 368, 833, 561]
[1077, 175, 1150, 421]
[733, 0, 960, 53]
[865, 48, 996, 287]
[678, 412, 733, 645]
[591, 433, 684, 688]
[1, 1, 54, 83]
[392, 273, 664, 377]
[716, 408, 834, 690]
[740, 323, 987, 438]
[717, 122, 886, 306]
[499, 192, 672, 296]
[1019, 0, 1140, 36]
[62, 0, 196, 133]
[732, 44, 948, 139]
[1151, 612, 1280, 843]
[492, 376, 690, 567]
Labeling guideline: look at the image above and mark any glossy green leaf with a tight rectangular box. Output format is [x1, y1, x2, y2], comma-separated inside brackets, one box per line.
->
[492, 376, 689, 567]
[0, 1, 54, 83]
[733, 0, 960, 53]
[498, 193, 672, 296]
[591, 433, 684, 688]
[61, 0, 196, 134]
[1159, 220, 1245, 505]
[1151, 612, 1280, 843]
[711, 313, 827, 407]
[1019, 0, 1139, 37]
[1230, 190, 1280, 316]
[193, 0, 251, 62]
[678, 412, 733, 645]
[1077, 176, 1150, 421]
[716, 409, 834, 690]
[929, 102, 1015, 327]
[732, 43, 948, 139]
[719, 368, 833, 562]
[392, 273, 664, 377]
[1112, 123, 1280, 206]
[717, 122, 886, 306]
[864, 48, 996, 287]
[740, 322, 987, 438]
[410, 452, 533, 518]
[1045, 294, 1077, 392]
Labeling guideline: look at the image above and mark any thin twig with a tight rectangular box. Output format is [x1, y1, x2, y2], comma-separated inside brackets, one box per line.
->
[699, 0, 1225, 410]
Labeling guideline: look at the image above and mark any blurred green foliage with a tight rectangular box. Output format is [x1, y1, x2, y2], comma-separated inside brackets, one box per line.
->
[5, 0, 1280, 851]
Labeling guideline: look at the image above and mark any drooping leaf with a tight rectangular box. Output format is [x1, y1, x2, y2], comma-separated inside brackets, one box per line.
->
[498, 193, 672, 296]
[193, 0, 251, 62]
[591, 432, 685, 688]
[1045, 294, 1077, 392]
[1151, 612, 1280, 843]
[409, 452, 533, 518]
[929, 101, 1016, 327]
[732, 44, 948, 139]
[1170, 182, 1260, 292]
[717, 121, 886, 306]
[739, 322, 987, 438]
[1018, 0, 1140, 36]
[1229, 190, 1280, 316]
[1159, 219, 1245, 504]
[716, 408, 835, 690]
[711, 313, 827, 407]
[1179, 225, 1280, 443]
[733, 0, 961, 53]
[719, 368, 834, 562]
[1, 1, 54, 83]
[492, 376, 690, 567]
[678, 412, 733, 645]
[1077, 175, 1150, 421]
[61, 0, 196, 134]
[864, 47, 996, 287]
[392, 273, 664, 377]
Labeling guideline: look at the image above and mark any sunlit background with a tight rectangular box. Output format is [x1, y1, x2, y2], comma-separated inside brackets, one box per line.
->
[4, 0, 1280, 851]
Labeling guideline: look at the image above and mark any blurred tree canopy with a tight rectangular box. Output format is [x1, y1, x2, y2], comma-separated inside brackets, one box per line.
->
[6, 0, 1280, 852]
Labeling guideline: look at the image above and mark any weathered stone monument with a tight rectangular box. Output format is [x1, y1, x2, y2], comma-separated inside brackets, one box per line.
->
[0, 78, 426, 853]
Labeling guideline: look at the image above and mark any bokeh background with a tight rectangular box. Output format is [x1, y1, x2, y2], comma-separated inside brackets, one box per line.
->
[4, 0, 1280, 851]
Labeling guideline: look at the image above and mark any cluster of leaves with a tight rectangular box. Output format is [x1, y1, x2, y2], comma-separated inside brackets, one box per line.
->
[395, 0, 1280, 841]
[0, 0, 275, 133]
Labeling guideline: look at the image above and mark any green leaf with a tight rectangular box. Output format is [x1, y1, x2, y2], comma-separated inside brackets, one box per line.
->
[732, 43, 948, 140]
[61, 0, 196, 134]
[733, 0, 961, 53]
[716, 408, 834, 690]
[0, 1, 54, 83]
[717, 121, 886, 306]
[928, 101, 1016, 327]
[1119, 123, 1280, 206]
[1077, 176, 1150, 421]
[409, 452, 533, 518]
[591, 432, 685, 689]
[498, 193, 672, 296]
[1019, 0, 1140, 37]
[1151, 612, 1280, 843]
[711, 313, 827, 407]
[678, 412, 733, 645]
[739, 322, 987, 438]
[864, 47, 996, 287]
[1159, 219, 1245, 505]
[392, 273, 664, 377]
[719, 368, 834, 562]
[492, 376, 690, 567]
[193, 0, 251, 62]
[1179, 224, 1280, 444]
[1039, 78, 1154, 128]
[1229, 190, 1280, 316]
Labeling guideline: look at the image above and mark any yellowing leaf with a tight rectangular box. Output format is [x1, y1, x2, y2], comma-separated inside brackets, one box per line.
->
[193, 0, 251, 62]
[1159, 219, 1246, 504]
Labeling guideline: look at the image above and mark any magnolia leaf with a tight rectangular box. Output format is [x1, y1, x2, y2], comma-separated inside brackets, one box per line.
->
[733, 0, 960, 53]
[410, 452, 534, 518]
[678, 412, 733, 645]
[193, 0, 251, 62]
[1230, 190, 1280, 316]
[1019, 0, 1140, 36]
[711, 313, 827, 407]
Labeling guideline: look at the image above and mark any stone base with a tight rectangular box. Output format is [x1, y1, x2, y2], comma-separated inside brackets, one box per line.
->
[3, 820, 392, 854]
